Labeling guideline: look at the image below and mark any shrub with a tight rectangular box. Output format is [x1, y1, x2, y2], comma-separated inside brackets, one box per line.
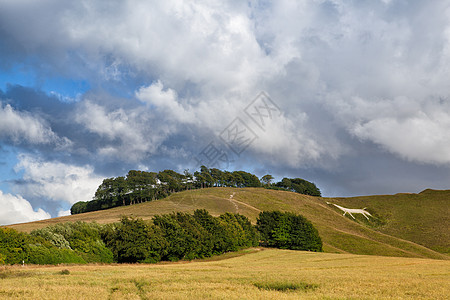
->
[0, 228, 29, 265]
[153, 212, 208, 261]
[27, 244, 85, 265]
[31, 222, 113, 263]
[219, 213, 259, 251]
[103, 217, 167, 263]
[30, 227, 71, 249]
[103, 211, 259, 263]
[253, 281, 319, 292]
[256, 211, 322, 251]
[59, 269, 70, 275]
[0, 228, 87, 265]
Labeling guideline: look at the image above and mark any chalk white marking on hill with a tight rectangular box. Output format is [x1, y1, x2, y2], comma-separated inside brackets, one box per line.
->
[326, 202, 373, 220]
[229, 192, 239, 211]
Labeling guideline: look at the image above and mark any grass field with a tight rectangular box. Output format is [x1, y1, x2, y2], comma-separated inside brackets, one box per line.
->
[8, 187, 449, 260]
[1, 249, 449, 299]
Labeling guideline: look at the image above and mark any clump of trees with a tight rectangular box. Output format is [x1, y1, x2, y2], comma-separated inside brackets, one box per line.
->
[103, 210, 259, 263]
[257, 211, 323, 252]
[71, 166, 321, 215]
[31, 222, 113, 263]
[267, 178, 321, 197]
[0, 227, 85, 265]
[1, 210, 321, 265]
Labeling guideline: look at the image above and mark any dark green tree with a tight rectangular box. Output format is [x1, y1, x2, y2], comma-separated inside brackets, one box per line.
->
[102, 217, 167, 263]
[261, 174, 274, 186]
[256, 211, 322, 251]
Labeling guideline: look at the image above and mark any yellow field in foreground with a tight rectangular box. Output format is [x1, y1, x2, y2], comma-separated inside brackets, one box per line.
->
[1, 249, 449, 300]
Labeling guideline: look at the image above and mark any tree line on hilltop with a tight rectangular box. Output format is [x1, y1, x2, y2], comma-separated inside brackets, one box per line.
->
[1, 210, 322, 265]
[71, 166, 321, 215]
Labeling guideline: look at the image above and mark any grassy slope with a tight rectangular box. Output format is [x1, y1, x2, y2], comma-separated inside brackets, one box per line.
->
[7, 187, 449, 259]
[328, 189, 450, 254]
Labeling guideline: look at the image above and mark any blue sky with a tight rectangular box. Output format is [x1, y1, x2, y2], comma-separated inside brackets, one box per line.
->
[1, 0, 450, 225]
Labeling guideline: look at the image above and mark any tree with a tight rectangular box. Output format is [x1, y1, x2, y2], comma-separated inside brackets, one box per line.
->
[183, 169, 194, 190]
[290, 178, 321, 197]
[200, 166, 213, 188]
[256, 211, 322, 252]
[210, 168, 224, 187]
[103, 217, 167, 263]
[274, 177, 321, 197]
[70, 201, 87, 215]
[152, 212, 210, 261]
[31, 222, 113, 263]
[0, 228, 29, 265]
[232, 171, 244, 187]
[1, 227, 86, 265]
[237, 171, 261, 187]
[71, 167, 322, 215]
[261, 174, 274, 186]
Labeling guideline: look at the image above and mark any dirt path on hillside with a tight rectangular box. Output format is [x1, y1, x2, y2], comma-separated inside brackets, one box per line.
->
[228, 192, 261, 213]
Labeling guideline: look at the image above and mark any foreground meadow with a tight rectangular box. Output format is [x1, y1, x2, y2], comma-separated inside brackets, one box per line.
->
[1, 249, 448, 299]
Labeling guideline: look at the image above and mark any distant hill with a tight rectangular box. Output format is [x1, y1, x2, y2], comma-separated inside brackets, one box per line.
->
[7, 188, 449, 259]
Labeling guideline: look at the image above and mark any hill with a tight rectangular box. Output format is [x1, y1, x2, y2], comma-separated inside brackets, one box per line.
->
[7, 188, 449, 259]
[329, 189, 450, 254]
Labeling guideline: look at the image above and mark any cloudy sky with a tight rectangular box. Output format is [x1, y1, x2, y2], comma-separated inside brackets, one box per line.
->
[1, 0, 450, 225]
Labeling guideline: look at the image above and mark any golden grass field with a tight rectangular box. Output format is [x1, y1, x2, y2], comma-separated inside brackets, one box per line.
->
[1, 249, 449, 300]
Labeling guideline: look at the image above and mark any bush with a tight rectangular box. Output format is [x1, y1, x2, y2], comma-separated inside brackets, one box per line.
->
[275, 178, 321, 196]
[103, 210, 259, 263]
[70, 201, 88, 215]
[256, 211, 322, 251]
[30, 227, 71, 249]
[192, 209, 237, 255]
[3, 210, 262, 265]
[102, 217, 167, 263]
[153, 212, 209, 261]
[31, 222, 113, 263]
[219, 213, 259, 251]
[0, 228, 30, 265]
[0, 228, 87, 265]
[27, 243, 85, 265]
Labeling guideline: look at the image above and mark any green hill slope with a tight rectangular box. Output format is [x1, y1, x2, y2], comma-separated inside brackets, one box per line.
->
[7, 188, 449, 259]
[327, 189, 450, 254]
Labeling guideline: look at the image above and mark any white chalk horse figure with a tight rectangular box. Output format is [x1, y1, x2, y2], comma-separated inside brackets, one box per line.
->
[326, 202, 373, 220]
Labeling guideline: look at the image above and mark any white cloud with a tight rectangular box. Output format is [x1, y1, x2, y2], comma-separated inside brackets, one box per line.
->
[57, 209, 71, 217]
[0, 190, 51, 225]
[250, 113, 342, 167]
[0, 102, 71, 147]
[342, 96, 450, 164]
[13, 154, 104, 205]
[136, 80, 195, 123]
[75, 100, 171, 161]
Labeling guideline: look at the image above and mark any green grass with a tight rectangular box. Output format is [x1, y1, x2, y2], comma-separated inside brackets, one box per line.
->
[57, 269, 70, 275]
[253, 281, 319, 292]
[329, 189, 450, 254]
[5, 187, 449, 259]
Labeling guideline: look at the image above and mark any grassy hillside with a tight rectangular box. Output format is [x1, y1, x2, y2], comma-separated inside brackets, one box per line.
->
[1, 249, 449, 299]
[7, 188, 449, 259]
[328, 189, 450, 254]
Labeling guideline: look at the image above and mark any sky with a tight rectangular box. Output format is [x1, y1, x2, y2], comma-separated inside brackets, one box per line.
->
[1, 0, 450, 225]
